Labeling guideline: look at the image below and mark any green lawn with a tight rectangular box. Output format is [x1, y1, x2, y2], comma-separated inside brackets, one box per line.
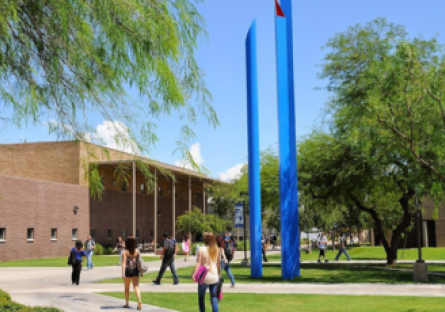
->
[395, 263, 445, 273]
[99, 262, 445, 284]
[267, 247, 445, 262]
[102, 292, 445, 312]
[0, 255, 160, 267]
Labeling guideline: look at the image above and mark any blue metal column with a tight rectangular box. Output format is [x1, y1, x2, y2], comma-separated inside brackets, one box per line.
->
[280, 0, 300, 278]
[275, 0, 298, 280]
[246, 21, 263, 278]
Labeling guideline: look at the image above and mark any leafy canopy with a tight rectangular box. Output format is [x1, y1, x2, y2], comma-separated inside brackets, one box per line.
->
[0, 0, 218, 195]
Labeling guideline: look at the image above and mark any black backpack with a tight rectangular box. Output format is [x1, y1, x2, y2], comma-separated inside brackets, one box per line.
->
[164, 239, 176, 258]
[224, 245, 233, 262]
[68, 250, 77, 265]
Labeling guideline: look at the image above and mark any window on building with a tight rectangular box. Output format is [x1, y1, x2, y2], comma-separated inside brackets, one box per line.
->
[136, 229, 140, 238]
[51, 228, 57, 240]
[175, 190, 178, 199]
[107, 229, 113, 239]
[121, 181, 127, 192]
[0, 228, 5, 241]
[158, 187, 163, 198]
[91, 229, 96, 239]
[141, 183, 145, 195]
[150, 229, 153, 237]
[122, 228, 127, 238]
[72, 228, 78, 240]
[27, 228, 34, 241]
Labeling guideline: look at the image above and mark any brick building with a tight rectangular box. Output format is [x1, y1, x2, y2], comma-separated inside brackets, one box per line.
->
[0, 141, 214, 261]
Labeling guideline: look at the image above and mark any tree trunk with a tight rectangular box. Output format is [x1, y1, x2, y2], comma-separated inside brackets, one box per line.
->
[385, 245, 398, 265]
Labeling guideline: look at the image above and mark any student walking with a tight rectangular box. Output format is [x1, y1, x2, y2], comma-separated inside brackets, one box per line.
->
[193, 232, 221, 312]
[84, 235, 96, 270]
[261, 235, 268, 262]
[335, 232, 351, 261]
[153, 233, 179, 285]
[216, 236, 236, 287]
[122, 237, 142, 310]
[317, 231, 328, 263]
[182, 235, 190, 262]
[70, 240, 87, 285]
[116, 236, 125, 265]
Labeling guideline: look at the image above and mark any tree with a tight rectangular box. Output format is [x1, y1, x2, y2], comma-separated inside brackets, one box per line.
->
[177, 207, 230, 237]
[320, 18, 445, 212]
[297, 131, 437, 264]
[0, 0, 218, 196]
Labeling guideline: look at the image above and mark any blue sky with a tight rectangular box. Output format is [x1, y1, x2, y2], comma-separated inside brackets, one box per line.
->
[2, 0, 445, 181]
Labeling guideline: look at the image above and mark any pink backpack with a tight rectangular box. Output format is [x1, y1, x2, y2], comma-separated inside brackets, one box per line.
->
[193, 265, 209, 284]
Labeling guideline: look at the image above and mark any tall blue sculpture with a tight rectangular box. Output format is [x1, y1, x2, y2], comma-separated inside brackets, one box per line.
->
[246, 21, 263, 278]
[280, 0, 300, 278]
[244, 0, 299, 280]
[275, 0, 299, 280]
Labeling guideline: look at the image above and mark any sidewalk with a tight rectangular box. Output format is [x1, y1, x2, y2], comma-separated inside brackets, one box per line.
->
[2, 252, 445, 312]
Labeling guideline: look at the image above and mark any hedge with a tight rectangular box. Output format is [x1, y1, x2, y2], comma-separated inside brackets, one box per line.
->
[0, 289, 63, 312]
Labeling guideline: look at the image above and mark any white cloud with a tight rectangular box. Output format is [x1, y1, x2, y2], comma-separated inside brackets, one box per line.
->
[175, 142, 204, 170]
[218, 163, 244, 182]
[94, 121, 139, 154]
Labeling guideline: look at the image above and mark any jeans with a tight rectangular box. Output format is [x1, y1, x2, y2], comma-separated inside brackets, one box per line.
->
[335, 248, 350, 260]
[220, 259, 235, 285]
[119, 250, 123, 264]
[155, 258, 179, 284]
[71, 262, 82, 284]
[198, 283, 218, 312]
[86, 251, 94, 269]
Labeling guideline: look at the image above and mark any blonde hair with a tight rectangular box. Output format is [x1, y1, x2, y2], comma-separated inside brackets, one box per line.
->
[203, 232, 218, 263]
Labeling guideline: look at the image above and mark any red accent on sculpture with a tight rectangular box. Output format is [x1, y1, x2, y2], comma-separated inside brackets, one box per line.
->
[275, 0, 285, 17]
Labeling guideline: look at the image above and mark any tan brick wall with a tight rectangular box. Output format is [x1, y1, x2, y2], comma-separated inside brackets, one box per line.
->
[435, 220, 445, 247]
[421, 199, 445, 221]
[0, 142, 80, 185]
[0, 175, 89, 262]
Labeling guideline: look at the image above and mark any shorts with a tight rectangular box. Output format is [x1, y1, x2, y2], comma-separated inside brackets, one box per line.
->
[125, 267, 139, 278]
[319, 249, 325, 256]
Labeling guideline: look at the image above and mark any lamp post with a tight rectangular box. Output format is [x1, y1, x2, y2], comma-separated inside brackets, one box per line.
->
[240, 191, 250, 267]
[415, 192, 423, 263]
[413, 190, 428, 282]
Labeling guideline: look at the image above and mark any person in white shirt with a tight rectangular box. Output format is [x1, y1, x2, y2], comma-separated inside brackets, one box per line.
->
[317, 231, 328, 263]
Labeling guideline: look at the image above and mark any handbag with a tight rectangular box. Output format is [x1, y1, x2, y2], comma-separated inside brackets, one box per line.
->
[193, 265, 209, 284]
[137, 254, 148, 273]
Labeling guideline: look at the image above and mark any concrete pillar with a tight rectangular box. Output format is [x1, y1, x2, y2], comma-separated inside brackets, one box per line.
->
[153, 169, 157, 248]
[370, 228, 375, 246]
[422, 221, 428, 248]
[413, 262, 428, 282]
[188, 176, 192, 240]
[132, 161, 136, 237]
[172, 179, 176, 239]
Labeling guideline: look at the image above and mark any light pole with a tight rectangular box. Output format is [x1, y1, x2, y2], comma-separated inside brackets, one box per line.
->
[413, 190, 428, 282]
[240, 191, 250, 267]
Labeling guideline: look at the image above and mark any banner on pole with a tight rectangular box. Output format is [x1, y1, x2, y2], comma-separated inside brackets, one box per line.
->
[235, 204, 244, 228]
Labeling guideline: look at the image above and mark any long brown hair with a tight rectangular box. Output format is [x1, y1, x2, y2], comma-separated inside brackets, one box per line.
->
[204, 232, 218, 262]
[125, 237, 136, 255]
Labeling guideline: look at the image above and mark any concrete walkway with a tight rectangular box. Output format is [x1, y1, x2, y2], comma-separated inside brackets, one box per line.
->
[1, 252, 445, 312]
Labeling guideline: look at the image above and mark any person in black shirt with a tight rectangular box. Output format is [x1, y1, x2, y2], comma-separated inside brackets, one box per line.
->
[153, 233, 179, 285]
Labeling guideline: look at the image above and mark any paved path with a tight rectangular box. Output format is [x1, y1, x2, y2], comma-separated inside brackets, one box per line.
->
[1, 252, 445, 312]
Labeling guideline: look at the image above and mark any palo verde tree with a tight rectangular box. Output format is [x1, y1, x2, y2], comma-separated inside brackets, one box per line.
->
[0, 0, 218, 196]
[320, 17, 445, 211]
[297, 131, 437, 264]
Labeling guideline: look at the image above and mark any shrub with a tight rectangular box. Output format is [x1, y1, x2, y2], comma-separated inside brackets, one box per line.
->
[106, 247, 114, 255]
[94, 243, 105, 255]
[0, 289, 63, 312]
[236, 240, 250, 251]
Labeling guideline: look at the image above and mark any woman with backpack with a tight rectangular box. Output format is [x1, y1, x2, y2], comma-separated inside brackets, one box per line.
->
[121, 237, 142, 310]
[70, 240, 87, 285]
[193, 232, 221, 312]
[216, 236, 236, 288]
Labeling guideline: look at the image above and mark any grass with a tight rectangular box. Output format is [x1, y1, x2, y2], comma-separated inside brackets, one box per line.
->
[0, 255, 160, 267]
[395, 264, 445, 274]
[0, 289, 63, 311]
[99, 262, 445, 284]
[267, 247, 445, 262]
[102, 292, 445, 312]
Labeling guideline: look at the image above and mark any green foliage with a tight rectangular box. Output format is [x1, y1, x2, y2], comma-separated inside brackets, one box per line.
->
[177, 207, 230, 235]
[0, 0, 218, 198]
[0, 288, 63, 312]
[94, 243, 105, 255]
